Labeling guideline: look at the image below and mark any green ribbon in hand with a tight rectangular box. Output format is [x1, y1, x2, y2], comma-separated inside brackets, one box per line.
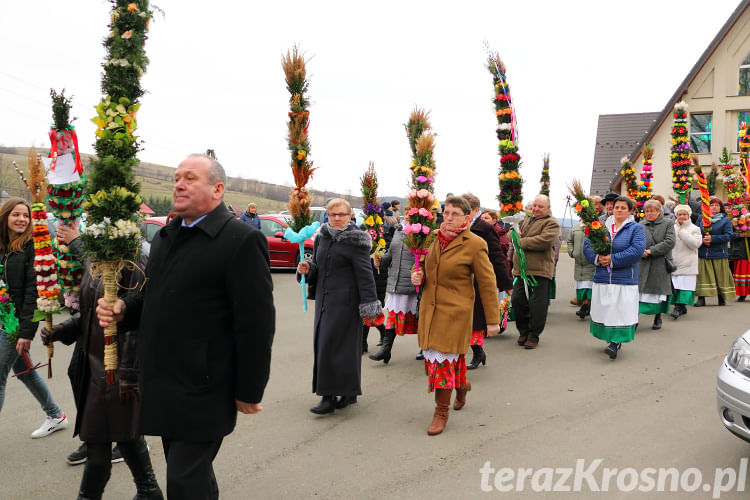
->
[511, 229, 537, 289]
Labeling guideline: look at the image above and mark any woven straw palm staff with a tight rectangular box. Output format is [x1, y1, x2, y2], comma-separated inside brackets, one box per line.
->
[96, 154, 275, 498]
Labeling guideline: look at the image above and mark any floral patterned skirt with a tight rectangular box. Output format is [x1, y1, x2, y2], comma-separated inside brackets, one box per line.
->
[384, 310, 417, 336]
[362, 314, 385, 327]
[470, 330, 485, 346]
[424, 354, 467, 392]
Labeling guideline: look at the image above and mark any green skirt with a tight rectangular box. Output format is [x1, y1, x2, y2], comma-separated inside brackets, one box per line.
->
[576, 288, 592, 302]
[638, 300, 670, 315]
[696, 258, 736, 298]
[670, 289, 695, 305]
[590, 321, 636, 343]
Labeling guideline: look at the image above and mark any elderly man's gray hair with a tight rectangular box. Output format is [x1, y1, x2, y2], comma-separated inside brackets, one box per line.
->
[187, 153, 227, 185]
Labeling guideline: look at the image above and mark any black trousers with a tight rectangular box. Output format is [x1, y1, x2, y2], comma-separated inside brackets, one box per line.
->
[162, 437, 223, 500]
[511, 276, 551, 342]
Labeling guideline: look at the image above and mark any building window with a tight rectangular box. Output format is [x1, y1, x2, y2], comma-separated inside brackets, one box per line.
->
[738, 111, 750, 151]
[690, 113, 712, 153]
[740, 54, 750, 96]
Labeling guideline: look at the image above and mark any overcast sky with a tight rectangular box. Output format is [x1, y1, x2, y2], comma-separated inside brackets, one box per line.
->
[0, 0, 742, 214]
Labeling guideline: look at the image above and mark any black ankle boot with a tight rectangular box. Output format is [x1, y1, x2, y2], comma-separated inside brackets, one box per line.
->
[118, 437, 163, 500]
[467, 345, 486, 370]
[739, 296, 747, 303]
[335, 395, 357, 409]
[310, 395, 336, 414]
[376, 325, 385, 346]
[78, 461, 112, 500]
[605, 342, 620, 359]
[369, 329, 395, 364]
[680, 304, 688, 316]
[694, 296, 705, 307]
[718, 295, 726, 306]
[575, 304, 589, 319]
[670, 305, 681, 319]
[652, 314, 662, 330]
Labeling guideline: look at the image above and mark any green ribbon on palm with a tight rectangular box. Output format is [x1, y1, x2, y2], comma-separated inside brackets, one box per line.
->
[511, 229, 537, 289]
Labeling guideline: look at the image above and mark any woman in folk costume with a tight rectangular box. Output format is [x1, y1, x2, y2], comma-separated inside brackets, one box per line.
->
[695, 198, 736, 306]
[370, 225, 418, 364]
[670, 205, 702, 318]
[410, 196, 500, 435]
[637, 199, 676, 330]
[584, 197, 646, 360]
[567, 221, 595, 319]
[730, 229, 750, 302]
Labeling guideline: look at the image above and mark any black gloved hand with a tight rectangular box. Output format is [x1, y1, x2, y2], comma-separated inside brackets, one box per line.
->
[39, 327, 58, 346]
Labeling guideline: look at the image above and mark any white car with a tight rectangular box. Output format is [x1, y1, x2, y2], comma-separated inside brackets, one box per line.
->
[717, 330, 750, 442]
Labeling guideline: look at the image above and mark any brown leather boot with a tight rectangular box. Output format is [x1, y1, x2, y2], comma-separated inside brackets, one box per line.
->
[453, 381, 472, 410]
[427, 389, 452, 435]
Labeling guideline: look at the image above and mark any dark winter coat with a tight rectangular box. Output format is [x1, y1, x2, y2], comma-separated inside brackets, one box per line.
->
[122, 203, 275, 442]
[471, 217, 513, 331]
[638, 214, 676, 296]
[730, 235, 750, 261]
[698, 215, 733, 259]
[52, 251, 148, 443]
[381, 229, 417, 295]
[0, 240, 38, 340]
[584, 218, 646, 285]
[240, 211, 261, 230]
[301, 224, 381, 397]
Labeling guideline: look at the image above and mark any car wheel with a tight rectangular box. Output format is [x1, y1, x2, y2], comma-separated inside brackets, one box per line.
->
[294, 248, 314, 267]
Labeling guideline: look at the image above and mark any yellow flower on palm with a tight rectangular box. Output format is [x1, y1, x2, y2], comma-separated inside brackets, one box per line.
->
[375, 216, 383, 225]
[365, 216, 374, 226]
[378, 238, 386, 248]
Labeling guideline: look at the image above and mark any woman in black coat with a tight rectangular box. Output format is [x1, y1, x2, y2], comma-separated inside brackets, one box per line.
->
[297, 199, 381, 414]
[42, 246, 162, 499]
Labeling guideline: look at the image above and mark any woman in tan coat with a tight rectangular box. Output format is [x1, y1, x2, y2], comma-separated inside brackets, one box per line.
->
[411, 196, 500, 436]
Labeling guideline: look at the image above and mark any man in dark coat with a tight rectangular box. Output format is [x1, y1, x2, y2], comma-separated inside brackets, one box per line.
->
[462, 194, 513, 369]
[97, 154, 275, 499]
[297, 198, 382, 415]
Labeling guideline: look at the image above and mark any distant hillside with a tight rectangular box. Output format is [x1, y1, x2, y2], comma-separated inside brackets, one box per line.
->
[0, 146, 363, 214]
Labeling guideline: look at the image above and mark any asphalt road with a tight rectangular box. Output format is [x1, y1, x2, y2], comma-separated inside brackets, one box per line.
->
[2, 256, 749, 499]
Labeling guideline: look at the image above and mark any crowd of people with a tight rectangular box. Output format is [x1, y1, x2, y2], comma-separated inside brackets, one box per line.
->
[1, 163, 748, 497]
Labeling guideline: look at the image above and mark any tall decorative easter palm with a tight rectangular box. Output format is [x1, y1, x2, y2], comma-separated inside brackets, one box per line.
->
[671, 101, 691, 203]
[402, 108, 438, 291]
[282, 45, 320, 311]
[45, 89, 85, 310]
[539, 154, 550, 196]
[81, 0, 153, 384]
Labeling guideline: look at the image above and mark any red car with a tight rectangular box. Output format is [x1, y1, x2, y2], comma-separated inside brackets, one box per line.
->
[140, 216, 168, 243]
[259, 215, 315, 267]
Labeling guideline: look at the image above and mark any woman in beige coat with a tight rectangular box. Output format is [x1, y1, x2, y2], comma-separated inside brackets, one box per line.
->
[411, 196, 500, 436]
